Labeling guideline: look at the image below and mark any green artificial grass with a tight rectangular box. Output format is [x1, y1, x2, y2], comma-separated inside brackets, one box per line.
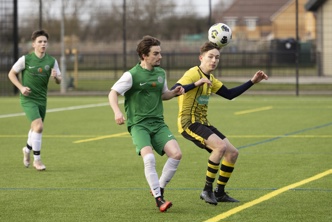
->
[0, 96, 331, 222]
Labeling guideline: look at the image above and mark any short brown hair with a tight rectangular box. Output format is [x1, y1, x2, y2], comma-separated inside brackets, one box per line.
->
[136, 35, 161, 60]
[31, 30, 49, 41]
[200, 42, 220, 55]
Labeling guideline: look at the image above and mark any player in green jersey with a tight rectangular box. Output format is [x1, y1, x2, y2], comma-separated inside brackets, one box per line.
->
[171, 42, 268, 205]
[8, 30, 62, 171]
[109, 36, 184, 212]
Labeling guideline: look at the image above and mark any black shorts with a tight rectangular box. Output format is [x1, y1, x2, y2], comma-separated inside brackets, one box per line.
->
[181, 122, 226, 152]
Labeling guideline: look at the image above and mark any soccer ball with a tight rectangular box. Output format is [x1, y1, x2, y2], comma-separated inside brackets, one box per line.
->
[208, 23, 232, 48]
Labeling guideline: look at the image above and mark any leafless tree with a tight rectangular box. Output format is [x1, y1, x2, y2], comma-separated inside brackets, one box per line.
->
[18, 0, 211, 43]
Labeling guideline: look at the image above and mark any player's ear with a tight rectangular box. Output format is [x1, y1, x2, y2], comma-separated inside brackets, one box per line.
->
[199, 55, 203, 61]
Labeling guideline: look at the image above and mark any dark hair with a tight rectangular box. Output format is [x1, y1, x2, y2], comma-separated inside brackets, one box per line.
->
[200, 42, 220, 55]
[136, 35, 161, 60]
[31, 30, 49, 41]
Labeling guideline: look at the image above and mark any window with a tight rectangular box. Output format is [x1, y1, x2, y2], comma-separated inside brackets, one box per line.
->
[224, 17, 237, 29]
[244, 17, 258, 31]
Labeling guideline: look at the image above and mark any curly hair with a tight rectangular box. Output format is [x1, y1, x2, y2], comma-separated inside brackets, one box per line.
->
[136, 35, 161, 60]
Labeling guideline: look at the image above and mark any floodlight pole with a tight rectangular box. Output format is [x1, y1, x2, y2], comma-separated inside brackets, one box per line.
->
[39, 0, 42, 29]
[123, 0, 127, 73]
[13, 0, 19, 94]
[208, 0, 212, 26]
[60, 0, 67, 93]
[295, 0, 299, 96]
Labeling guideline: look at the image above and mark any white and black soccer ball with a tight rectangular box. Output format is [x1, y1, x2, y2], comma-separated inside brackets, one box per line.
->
[208, 23, 232, 48]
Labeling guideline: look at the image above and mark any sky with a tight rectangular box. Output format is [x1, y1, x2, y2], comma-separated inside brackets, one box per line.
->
[176, 0, 215, 16]
[18, 0, 217, 18]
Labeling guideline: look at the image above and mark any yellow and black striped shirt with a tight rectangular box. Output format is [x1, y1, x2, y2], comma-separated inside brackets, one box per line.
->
[177, 66, 223, 133]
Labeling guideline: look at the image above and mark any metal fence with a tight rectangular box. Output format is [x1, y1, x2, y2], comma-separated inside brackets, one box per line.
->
[0, 0, 17, 95]
[0, 43, 319, 96]
[61, 50, 315, 76]
[0, 0, 330, 95]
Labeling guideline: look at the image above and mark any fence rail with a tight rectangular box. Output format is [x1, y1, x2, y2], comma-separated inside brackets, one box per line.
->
[0, 50, 319, 95]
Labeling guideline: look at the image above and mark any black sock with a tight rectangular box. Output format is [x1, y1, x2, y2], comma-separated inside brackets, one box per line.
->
[155, 196, 164, 207]
[204, 159, 219, 191]
[215, 185, 225, 195]
[26, 144, 32, 150]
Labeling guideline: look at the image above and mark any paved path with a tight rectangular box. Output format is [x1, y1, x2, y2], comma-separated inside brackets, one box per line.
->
[222, 76, 332, 84]
[48, 76, 332, 96]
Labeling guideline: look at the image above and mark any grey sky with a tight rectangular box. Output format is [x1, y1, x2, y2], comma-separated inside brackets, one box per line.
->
[18, 0, 216, 17]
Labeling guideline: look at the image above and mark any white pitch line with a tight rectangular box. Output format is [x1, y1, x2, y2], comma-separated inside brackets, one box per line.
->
[0, 101, 123, 119]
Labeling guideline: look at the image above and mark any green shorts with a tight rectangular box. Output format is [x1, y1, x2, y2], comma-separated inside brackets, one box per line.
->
[21, 100, 46, 122]
[129, 119, 176, 156]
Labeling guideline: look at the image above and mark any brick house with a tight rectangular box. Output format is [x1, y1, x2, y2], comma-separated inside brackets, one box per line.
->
[306, 0, 332, 76]
[213, 0, 316, 47]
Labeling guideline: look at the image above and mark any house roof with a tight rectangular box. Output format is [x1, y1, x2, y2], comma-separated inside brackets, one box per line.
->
[217, 0, 291, 25]
[305, 0, 327, 11]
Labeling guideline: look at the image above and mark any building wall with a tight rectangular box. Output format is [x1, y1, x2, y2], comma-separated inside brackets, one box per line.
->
[322, 0, 332, 76]
[223, 0, 315, 42]
[304, 11, 316, 40]
[272, 0, 309, 40]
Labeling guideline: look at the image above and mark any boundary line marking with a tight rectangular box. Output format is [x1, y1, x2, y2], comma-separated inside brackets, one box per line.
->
[71, 121, 332, 144]
[204, 169, 332, 222]
[238, 121, 332, 150]
[0, 101, 121, 119]
[1, 134, 332, 139]
[1, 187, 331, 192]
[73, 132, 129, 143]
[235, 106, 273, 115]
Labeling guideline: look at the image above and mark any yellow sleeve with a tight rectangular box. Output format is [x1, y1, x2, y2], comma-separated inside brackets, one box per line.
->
[177, 67, 201, 85]
[210, 74, 223, 93]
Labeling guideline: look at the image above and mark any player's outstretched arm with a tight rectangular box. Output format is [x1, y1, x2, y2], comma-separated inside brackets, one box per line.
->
[251, 70, 268, 84]
[216, 70, 268, 100]
[162, 86, 185, 100]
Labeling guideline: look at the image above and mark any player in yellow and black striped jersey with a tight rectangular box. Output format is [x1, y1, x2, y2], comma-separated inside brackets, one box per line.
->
[171, 42, 268, 205]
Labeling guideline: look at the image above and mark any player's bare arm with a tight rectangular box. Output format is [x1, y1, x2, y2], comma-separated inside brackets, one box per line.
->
[162, 86, 184, 100]
[8, 69, 31, 96]
[51, 68, 62, 84]
[108, 90, 126, 125]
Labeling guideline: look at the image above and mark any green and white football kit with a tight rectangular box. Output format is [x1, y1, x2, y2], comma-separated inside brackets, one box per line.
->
[12, 52, 61, 121]
[111, 63, 176, 156]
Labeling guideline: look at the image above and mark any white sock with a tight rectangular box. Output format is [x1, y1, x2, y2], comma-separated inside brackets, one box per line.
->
[143, 153, 161, 197]
[31, 131, 42, 161]
[24, 130, 32, 153]
[159, 158, 181, 188]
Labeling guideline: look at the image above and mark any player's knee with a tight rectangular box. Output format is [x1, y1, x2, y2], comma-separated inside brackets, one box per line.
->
[232, 149, 239, 159]
[143, 153, 156, 167]
[212, 146, 226, 159]
[35, 124, 43, 133]
[227, 148, 239, 163]
[173, 150, 182, 160]
[32, 125, 43, 133]
[216, 140, 227, 153]
[167, 148, 182, 160]
[31, 119, 44, 133]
